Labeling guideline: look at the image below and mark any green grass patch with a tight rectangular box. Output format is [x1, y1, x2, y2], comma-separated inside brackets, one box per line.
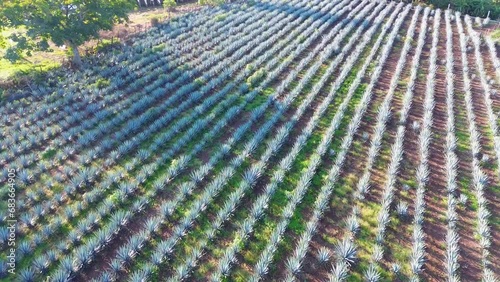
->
[152, 43, 166, 52]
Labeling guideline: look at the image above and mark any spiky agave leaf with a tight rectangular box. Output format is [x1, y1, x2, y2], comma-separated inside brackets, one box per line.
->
[335, 237, 357, 265]
[329, 261, 349, 282]
[364, 264, 381, 282]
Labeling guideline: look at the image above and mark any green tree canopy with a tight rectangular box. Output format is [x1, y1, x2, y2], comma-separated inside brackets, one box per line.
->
[0, 0, 136, 68]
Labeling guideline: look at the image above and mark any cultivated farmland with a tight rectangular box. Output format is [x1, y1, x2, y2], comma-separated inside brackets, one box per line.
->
[0, 0, 499, 281]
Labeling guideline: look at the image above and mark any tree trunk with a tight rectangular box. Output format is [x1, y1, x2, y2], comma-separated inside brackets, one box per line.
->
[68, 41, 83, 69]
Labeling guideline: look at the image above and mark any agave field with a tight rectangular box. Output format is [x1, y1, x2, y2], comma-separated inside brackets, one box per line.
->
[1, 0, 499, 281]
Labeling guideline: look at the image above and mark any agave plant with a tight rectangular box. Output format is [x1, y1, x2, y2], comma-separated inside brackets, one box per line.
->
[396, 202, 409, 218]
[255, 255, 270, 278]
[371, 244, 384, 263]
[129, 265, 151, 282]
[327, 261, 348, 281]
[108, 258, 123, 275]
[19, 268, 36, 282]
[391, 263, 401, 274]
[18, 241, 33, 258]
[18, 169, 33, 185]
[345, 215, 360, 235]
[482, 269, 498, 282]
[286, 255, 302, 276]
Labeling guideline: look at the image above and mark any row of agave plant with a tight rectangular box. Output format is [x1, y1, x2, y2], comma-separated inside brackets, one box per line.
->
[444, 9, 460, 282]
[280, 3, 415, 281]
[120, 0, 375, 280]
[330, 4, 429, 282]
[349, 5, 425, 281]
[346, 6, 429, 280]
[457, 12, 496, 281]
[360, 6, 421, 281]
[268, 1, 405, 280]
[3, 0, 332, 278]
[2, 0, 241, 259]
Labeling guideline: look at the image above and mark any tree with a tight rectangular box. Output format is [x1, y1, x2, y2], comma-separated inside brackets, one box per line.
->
[163, 0, 177, 19]
[0, 0, 136, 68]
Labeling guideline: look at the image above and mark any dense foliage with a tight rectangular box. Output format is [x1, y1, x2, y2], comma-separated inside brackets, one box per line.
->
[0, 0, 135, 67]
